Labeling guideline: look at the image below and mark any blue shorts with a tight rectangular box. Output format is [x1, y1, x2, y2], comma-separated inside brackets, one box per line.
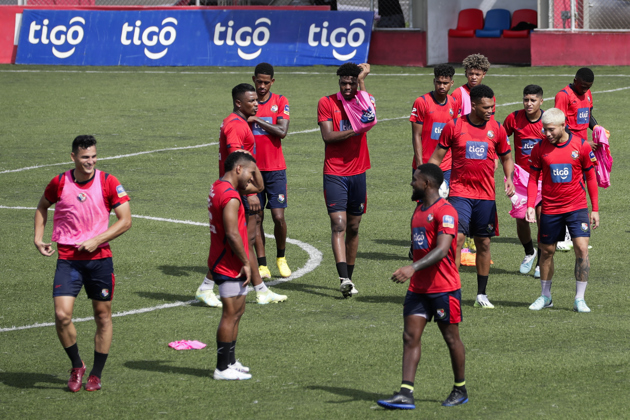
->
[449, 197, 499, 237]
[403, 289, 462, 323]
[210, 270, 245, 285]
[53, 258, 115, 301]
[323, 173, 367, 216]
[258, 170, 287, 210]
[539, 208, 590, 245]
[241, 195, 258, 216]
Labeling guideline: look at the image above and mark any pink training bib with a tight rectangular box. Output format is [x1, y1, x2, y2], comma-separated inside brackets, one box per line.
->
[336, 91, 377, 134]
[52, 169, 110, 247]
[458, 86, 471, 116]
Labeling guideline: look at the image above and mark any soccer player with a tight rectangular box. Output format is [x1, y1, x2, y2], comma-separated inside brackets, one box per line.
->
[33, 135, 132, 392]
[451, 54, 494, 118]
[503, 85, 547, 278]
[377, 164, 467, 410]
[196, 83, 287, 307]
[429, 85, 515, 309]
[526, 108, 599, 313]
[248, 63, 292, 280]
[317, 62, 372, 298]
[209, 151, 262, 380]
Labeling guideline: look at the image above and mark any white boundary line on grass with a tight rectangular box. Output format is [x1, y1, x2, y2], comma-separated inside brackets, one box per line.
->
[0, 208, 323, 333]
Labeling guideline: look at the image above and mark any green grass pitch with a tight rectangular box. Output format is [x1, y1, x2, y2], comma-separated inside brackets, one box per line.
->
[1, 64, 629, 419]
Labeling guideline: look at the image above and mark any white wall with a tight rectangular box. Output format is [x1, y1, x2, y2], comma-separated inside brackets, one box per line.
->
[426, 0, 537, 65]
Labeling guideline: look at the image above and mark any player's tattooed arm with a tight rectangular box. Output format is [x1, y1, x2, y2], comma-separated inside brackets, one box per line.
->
[575, 256, 590, 283]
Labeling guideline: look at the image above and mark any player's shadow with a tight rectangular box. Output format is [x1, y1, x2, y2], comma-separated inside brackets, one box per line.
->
[459, 265, 512, 275]
[136, 291, 195, 303]
[269, 281, 347, 299]
[354, 295, 404, 305]
[157, 265, 207, 277]
[0, 372, 66, 389]
[124, 360, 208, 378]
[307, 385, 441, 404]
[461, 299, 525, 308]
[372, 239, 410, 247]
[356, 251, 408, 261]
[489, 237, 523, 245]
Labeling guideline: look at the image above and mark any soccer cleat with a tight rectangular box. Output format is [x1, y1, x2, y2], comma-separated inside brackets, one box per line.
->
[573, 298, 591, 313]
[195, 287, 222, 308]
[213, 367, 252, 380]
[339, 278, 354, 298]
[377, 392, 415, 410]
[229, 360, 250, 374]
[556, 240, 573, 252]
[258, 265, 271, 279]
[442, 386, 469, 406]
[529, 295, 553, 311]
[350, 285, 359, 295]
[534, 266, 540, 279]
[68, 362, 86, 393]
[276, 257, 291, 278]
[474, 294, 494, 309]
[519, 250, 537, 274]
[85, 375, 102, 392]
[256, 289, 288, 305]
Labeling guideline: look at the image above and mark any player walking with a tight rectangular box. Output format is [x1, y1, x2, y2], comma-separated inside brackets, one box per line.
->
[377, 164, 467, 410]
[526, 108, 599, 313]
[34, 135, 132, 392]
[429, 85, 515, 309]
[248, 63, 292, 280]
[317, 62, 373, 298]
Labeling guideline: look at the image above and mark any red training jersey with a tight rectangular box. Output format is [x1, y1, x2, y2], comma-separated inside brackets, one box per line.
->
[218, 113, 256, 177]
[207, 179, 249, 278]
[317, 93, 371, 176]
[409, 198, 460, 294]
[451, 84, 496, 117]
[409, 92, 456, 171]
[438, 116, 511, 200]
[554, 84, 593, 140]
[252, 93, 289, 171]
[528, 134, 598, 215]
[503, 109, 546, 173]
[44, 170, 130, 260]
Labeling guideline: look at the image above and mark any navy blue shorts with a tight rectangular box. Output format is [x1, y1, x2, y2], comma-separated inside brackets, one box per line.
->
[403, 289, 462, 323]
[53, 258, 115, 301]
[539, 208, 590, 245]
[210, 270, 245, 285]
[258, 170, 287, 210]
[241, 194, 259, 216]
[323, 173, 367, 215]
[449, 196, 499, 237]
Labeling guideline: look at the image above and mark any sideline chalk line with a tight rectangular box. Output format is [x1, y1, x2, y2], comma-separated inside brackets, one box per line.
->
[1, 85, 627, 175]
[0, 208, 323, 333]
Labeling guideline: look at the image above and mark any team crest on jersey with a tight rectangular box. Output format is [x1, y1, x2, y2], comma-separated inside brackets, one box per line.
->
[360, 203, 365, 213]
[487, 223, 494, 233]
[284, 105, 290, 115]
[571, 151, 579, 160]
[442, 215, 454, 228]
[427, 213, 434, 222]
[77, 193, 87, 202]
[116, 185, 127, 198]
[589, 151, 597, 162]
[449, 108, 454, 116]
[278, 194, 285, 203]
[436, 309, 445, 319]
[487, 130, 495, 139]
[271, 105, 278, 112]
[101, 289, 109, 298]
[581, 223, 589, 232]
[587, 96, 591, 102]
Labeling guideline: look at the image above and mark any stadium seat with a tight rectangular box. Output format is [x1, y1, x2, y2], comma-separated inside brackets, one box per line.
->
[503, 9, 538, 38]
[448, 9, 484, 38]
[475, 9, 511, 38]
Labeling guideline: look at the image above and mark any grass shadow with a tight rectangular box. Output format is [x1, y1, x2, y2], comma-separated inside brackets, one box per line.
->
[124, 360, 208, 378]
[355, 295, 404, 305]
[356, 251, 408, 261]
[268, 282, 342, 299]
[305, 385, 382, 403]
[157, 265, 207, 277]
[372, 239, 410, 247]
[462, 299, 528, 308]
[459, 265, 512, 275]
[489, 237, 523, 245]
[136, 291, 196, 302]
[0, 372, 66, 389]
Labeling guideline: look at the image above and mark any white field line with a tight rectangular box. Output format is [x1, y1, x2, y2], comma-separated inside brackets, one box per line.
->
[0, 209, 323, 333]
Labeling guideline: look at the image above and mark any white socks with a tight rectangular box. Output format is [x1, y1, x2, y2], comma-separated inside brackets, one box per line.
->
[575, 281, 588, 300]
[254, 283, 268, 293]
[199, 277, 215, 291]
[541, 280, 552, 298]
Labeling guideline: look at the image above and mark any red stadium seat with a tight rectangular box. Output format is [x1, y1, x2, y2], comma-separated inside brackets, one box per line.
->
[448, 9, 484, 38]
[503, 9, 538, 38]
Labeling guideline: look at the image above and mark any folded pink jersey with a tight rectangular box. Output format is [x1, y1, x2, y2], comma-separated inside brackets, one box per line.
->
[507, 164, 542, 219]
[592, 125, 612, 189]
[168, 340, 207, 350]
[336, 91, 377, 134]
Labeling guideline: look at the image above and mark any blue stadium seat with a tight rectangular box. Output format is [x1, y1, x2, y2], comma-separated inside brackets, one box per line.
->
[476, 9, 511, 38]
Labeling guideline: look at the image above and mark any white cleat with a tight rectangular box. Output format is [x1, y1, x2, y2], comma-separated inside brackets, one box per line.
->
[339, 278, 354, 298]
[556, 241, 573, 252]
[256, 289, 288, 305]
[195, 287, 222, 308]
[474, 294, 495, 309]
[213, 367, 251, 380]
[520, 250, 537, 274]
[350, 285, 359, 295]
[573, 298, 591, 313]
[534, 266, 540, 279]
[229, 360, 250, 373]
[529, 295, 553, 311]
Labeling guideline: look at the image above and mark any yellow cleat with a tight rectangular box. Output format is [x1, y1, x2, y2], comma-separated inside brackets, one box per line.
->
[258, 265, 271, 279]
[276, 257, 292, 278]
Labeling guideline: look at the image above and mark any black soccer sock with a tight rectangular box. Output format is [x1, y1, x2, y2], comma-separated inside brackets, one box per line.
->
[336, 262, 349, 279]
[277, 248, 285, 259]
[477, 275, 489, 295]
[64, 343, 83, 369]
[216, 341, 231, 371]
[229, 341, 236, 365]
[89, 351, 109, 378]
[536, 248, 541, 267]
[257, 257, 267, 267]
[347, 264, 355, 280]
[523, 240, 535, 256]
[400, 380, 414, 397]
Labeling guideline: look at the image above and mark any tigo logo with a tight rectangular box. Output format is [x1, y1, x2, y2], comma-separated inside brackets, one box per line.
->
[121, 18, 178, 60]
[213, 17, 271, 60]
[308, 18, 367, 61]
[28, 17, 85, 58]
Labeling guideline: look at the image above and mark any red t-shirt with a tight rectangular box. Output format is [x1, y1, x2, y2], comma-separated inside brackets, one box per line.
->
[439, 116, 511, 200]
[317, 93, 371, 176]
[218, 113, 256, 177]
[409, 198, 460, 294]
[253, 93, 289, 171]
[44, 170, 130, 260]
[528, 134, 598, 214]
[503, 109, 546, 173]
[409, 92, 456, 171]
[207, 179, 249, 279]
[555, 84, 593, 140]
[451, 84, 496, 117]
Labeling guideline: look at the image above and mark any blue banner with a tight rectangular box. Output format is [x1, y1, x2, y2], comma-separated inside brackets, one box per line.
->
[16, 9, 373, 66]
